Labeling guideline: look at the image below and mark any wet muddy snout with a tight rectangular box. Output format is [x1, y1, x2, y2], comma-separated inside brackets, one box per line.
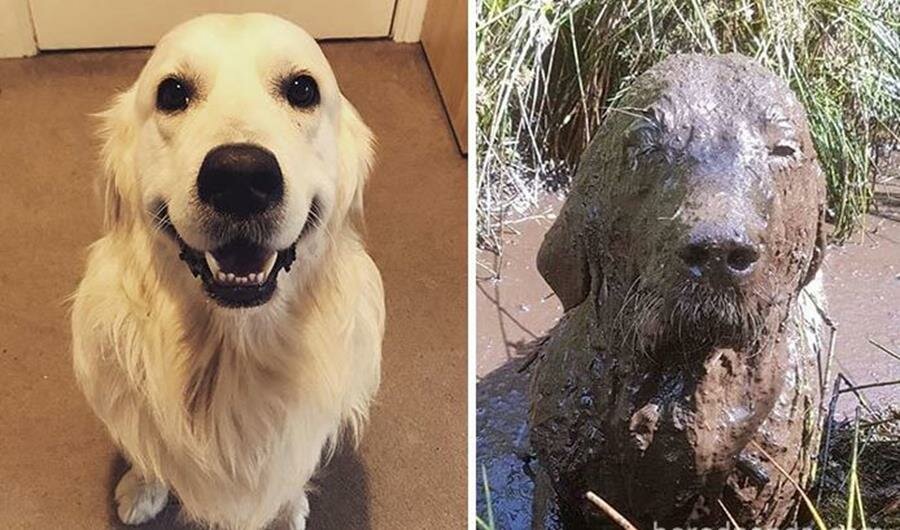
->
[671, 174, 769, 288]
[679, 222, 761, 285]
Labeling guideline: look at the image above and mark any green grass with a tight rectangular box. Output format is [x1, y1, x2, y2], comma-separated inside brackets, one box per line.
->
[818, 408, 900, 529]
[476, 464, 497, 530]
[845, 415, 864, 530]
[476, 0, 900, 253]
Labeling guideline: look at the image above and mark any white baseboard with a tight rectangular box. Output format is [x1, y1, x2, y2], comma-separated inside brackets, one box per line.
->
[0, 0, 37, 58]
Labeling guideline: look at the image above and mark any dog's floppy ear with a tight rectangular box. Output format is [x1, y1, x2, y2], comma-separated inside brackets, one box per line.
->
[537, 201, 590, 311]
[97, 87, 139, 232]
[336, 96, 375, 232]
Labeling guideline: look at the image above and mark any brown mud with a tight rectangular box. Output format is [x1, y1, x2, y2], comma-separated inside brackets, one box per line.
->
[477, 203, 899, 528]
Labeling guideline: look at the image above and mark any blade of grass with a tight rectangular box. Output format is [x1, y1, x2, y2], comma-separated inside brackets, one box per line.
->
[846, 412, 858, 529]
[479, 464, 495, 530]
[750, 440, 828, 530]
[848, 411, 869, 530]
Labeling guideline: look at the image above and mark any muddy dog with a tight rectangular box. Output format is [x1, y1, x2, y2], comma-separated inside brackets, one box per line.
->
[529, 54, 830, 528]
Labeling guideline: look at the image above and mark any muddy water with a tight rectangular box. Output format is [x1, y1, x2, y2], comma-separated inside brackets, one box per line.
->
[825, 217, 900, 406]
[476, 196, 899, 526]
[476, 196, 565, 528]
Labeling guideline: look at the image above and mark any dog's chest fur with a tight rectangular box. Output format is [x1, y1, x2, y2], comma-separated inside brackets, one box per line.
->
[529, 278, 827, 528]
[72, 231, 383, 529]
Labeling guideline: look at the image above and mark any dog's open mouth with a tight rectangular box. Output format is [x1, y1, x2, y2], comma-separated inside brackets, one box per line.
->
[178, 238, 297, 308]
[155, 204, 309, 308]
[205, 242, 280, 287]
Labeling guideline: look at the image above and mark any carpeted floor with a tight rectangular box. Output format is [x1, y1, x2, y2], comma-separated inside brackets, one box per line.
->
[0, 40, 466, 529]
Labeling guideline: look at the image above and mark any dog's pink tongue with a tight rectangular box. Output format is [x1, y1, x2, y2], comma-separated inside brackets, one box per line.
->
[212, 240, 270, 275]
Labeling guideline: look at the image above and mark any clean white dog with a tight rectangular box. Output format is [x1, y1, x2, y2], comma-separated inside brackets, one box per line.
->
[71, 13, 383, 530]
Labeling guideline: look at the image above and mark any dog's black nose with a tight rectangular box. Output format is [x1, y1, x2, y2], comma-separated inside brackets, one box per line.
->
[680, 227, 760, 282]
[197, 144, 283, 218]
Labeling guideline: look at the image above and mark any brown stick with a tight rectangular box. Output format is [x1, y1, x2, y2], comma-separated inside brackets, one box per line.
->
[717, 498, 742, 530]
[585, 491, 640, 530]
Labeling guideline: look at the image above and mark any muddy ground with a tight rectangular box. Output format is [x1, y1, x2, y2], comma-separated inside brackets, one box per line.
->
[476, 192, 900, 527]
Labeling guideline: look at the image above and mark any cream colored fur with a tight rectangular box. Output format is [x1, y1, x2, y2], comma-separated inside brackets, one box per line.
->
[71, 14, 383, 530]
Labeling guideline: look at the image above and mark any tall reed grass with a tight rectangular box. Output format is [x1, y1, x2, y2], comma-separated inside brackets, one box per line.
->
[476, 0, 900, 253]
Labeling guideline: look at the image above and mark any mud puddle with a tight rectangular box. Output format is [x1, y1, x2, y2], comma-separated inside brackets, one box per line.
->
[476, 196, 900, 527]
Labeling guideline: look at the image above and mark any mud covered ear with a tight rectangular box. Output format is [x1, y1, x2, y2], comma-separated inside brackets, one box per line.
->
[537, 204, 590, 311]
[337, 96, 375, 232]
[800, 202, 826, 288]
[97, 88, 139, 232]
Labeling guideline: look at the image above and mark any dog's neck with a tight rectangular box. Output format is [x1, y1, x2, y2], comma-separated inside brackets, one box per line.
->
[585, 284, 798, 498]
[118, 221, 345, 421]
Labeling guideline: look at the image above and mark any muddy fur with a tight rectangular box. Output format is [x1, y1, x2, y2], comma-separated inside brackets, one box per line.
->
[529, 54, 830, 528]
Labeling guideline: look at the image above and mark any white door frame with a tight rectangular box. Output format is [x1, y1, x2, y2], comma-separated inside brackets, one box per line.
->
[392, 0, 428, 43]
[1, 0, 428, 58]
[0, 0, 37, 57]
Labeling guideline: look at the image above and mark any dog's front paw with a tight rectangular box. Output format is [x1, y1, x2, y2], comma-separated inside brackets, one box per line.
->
[114, 467, 169, 525]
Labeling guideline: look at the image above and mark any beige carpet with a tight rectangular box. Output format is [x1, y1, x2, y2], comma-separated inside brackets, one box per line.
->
[0, 40, 466, 529]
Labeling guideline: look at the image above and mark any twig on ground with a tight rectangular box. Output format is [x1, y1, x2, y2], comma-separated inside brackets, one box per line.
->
[868, 338, 900, 363]
[717, 499, 742, 530]
[838, 379, 900, 395]
[585, 491, 640, 530]
[817, 377, 844, 506]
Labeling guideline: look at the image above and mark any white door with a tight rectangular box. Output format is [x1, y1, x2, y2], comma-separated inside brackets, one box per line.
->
[29, 0, 396, 49]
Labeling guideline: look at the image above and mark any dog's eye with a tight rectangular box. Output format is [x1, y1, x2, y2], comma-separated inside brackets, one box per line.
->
[156, 77, 192, 113]
[771, 144, 795, 157]
[770, 141, 798, 158]
[284, 75, 319, 109]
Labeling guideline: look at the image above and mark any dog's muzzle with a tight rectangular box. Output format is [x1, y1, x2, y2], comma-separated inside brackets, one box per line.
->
[156, 197, 321, 308]
[150, 143, 323, 308]
[179, 236, 297, 308]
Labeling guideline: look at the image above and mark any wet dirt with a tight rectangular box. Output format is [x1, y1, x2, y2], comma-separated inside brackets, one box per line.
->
[477, 198, 900, 527]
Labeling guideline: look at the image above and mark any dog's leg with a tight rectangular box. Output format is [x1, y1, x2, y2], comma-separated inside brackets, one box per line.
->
[287, 492, 310, 530]
[114, 466, 169, 525]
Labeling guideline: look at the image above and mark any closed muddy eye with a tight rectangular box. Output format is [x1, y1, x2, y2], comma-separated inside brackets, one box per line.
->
[770, 144, 795, 157]
[769, 140, 799, 159]
[625, 117, 662, 156]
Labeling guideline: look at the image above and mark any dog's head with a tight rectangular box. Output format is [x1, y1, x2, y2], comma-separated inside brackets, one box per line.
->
[541, 54, 826, 356]
[99, 13, 373, 308]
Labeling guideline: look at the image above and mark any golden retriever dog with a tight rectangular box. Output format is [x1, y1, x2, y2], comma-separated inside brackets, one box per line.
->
[71, 13, 383, 530]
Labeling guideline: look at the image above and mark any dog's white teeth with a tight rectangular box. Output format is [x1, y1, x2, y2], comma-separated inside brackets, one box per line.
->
[212, 271, 268, 286]
[208, 253, 274, 286]
[262, 252, 278, 276]
[205, 252, 221, 276]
